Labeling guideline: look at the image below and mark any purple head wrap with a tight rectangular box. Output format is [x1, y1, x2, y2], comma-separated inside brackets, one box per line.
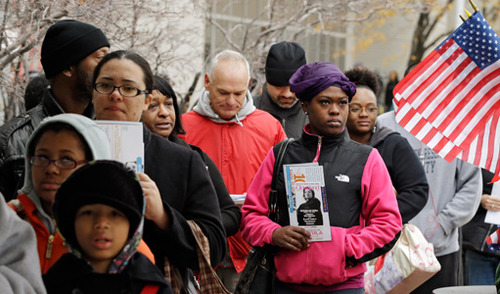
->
[289, 62, 357, 101]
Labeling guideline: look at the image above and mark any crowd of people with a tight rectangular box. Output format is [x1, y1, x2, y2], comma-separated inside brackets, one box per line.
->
[0, 18, 494, 294]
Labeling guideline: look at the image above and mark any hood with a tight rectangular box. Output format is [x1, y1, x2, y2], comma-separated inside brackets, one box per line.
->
[20, 113, 112, 232]
[193, 90, 256, 126]
[368, 120, 398, 148]
[65, 208, 145, 274]
[54, 160, 145, 274]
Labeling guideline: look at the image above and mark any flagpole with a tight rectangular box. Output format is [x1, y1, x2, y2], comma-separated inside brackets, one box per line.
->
[460, 0, 479, 22]
[468, 0, 479, 13]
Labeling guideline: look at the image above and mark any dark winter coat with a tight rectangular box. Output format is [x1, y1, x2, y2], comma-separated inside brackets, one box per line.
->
[0, 88, 93, 201]
[43, 253, 173, 294]
[170, 135, 241, 237]
[368, 122, 429, 223]
[142, 127, 226, 283]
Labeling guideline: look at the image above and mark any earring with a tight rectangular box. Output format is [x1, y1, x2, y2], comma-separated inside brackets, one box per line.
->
[372, 126, 377, 133]
[305, 111, 308, 115]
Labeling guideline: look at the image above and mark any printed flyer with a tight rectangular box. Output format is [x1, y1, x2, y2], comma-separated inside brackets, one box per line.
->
[95, 120, 144, 173]
[283, 163, 331, 242]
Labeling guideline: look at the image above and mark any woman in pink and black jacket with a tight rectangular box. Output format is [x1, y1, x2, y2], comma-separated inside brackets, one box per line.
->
[240, 62, 402, 293]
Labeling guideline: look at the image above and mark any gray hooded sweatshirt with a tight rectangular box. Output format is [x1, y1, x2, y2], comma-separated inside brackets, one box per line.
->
[194, 90, 256, 126]
[18, 113, 112, 236]
[378, 111, 481, 256]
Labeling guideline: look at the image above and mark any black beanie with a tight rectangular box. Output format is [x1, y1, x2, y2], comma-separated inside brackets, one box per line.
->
[265, 41, 307, 87]
[54, 160, 144, 248]
[41, 20, 110, 79]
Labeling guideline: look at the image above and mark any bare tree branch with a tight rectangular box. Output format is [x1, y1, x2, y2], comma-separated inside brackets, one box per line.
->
[422, 0, 453, 41]
[423, 30, 453, 52]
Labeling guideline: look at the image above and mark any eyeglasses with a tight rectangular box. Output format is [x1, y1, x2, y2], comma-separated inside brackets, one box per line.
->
[349, 106, 378, 114]
[30, 156, 87, 170]
[94, 82, 149, 97]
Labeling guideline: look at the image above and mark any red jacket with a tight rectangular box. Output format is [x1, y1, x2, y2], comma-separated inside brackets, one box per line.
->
[180, 109, 287, 194]
[10, 194, 155, 274]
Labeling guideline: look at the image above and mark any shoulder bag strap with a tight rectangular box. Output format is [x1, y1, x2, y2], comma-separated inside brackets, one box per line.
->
[268, 138, 294, 222]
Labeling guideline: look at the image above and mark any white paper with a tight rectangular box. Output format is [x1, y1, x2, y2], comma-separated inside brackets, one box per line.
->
[485, 182, 500, 224]
[95, 120, 144, 173]
[230, 194, 246, 206]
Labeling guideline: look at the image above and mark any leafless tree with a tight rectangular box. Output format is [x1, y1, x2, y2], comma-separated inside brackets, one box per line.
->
[482, 0, 500, 26]
[203, 0, 433, 96]
[0, 1, 68, 122]
[0, 0, 441, 122]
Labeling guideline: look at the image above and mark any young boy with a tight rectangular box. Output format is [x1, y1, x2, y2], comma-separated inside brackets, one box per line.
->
[43, 160, 173, 294]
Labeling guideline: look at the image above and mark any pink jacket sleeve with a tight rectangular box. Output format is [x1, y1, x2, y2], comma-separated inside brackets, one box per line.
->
[240, 148, 281, 246]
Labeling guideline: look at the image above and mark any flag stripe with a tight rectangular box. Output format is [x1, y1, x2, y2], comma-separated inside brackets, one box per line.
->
[418, 57, 474, 116]
[448, 83, 500, 145]
[393, 45, 444, 101]
[431, 62, 499, 129]
[401, 41, 462, 108]
[425, 63, 479, 124]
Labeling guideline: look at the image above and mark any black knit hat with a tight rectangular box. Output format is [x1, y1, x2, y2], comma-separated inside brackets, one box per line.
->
[54, 160, 144, 248]
[41, 20, 110, 78]
[265, 41, 307, 87]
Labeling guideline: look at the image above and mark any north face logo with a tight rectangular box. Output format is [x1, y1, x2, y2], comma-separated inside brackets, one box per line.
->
[335, 174, 350, 183]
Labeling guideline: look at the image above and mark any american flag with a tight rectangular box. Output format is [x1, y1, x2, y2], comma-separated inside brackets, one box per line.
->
[394, 11, 500, 175]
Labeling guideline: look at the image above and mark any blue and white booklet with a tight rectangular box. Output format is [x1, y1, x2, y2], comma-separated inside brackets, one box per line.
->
[283, 163, 331, 242]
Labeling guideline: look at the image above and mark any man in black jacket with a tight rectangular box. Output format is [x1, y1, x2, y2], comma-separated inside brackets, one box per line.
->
[0, 20, 109, 201]
[254, 41, 308, 139]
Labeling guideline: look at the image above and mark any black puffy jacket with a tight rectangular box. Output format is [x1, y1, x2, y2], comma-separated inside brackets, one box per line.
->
[0, 89, 94, 201]
[170, 135, 241, 237]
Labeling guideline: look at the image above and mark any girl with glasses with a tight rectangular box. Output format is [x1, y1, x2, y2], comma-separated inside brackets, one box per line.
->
[8, 114, 111, 273]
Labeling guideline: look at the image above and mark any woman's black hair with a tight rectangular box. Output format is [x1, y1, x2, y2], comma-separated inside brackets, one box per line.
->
[29, 122, 92, 160]
[92, 50, 154, 94]
[344, 67, 380, 95]
[153, 75, 186, 136]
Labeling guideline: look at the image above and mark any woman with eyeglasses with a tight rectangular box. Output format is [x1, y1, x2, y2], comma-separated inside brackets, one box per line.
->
[8, 114, 112, 273]
[345, 67, 428, 223]
[91, 50, 226, 292]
